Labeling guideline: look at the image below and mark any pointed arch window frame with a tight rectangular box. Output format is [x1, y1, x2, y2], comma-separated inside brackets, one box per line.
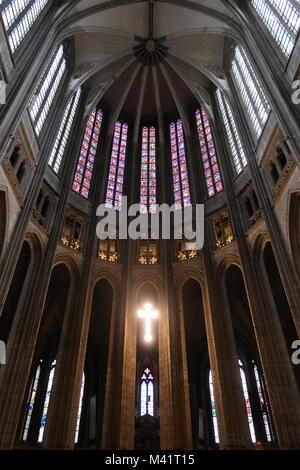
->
[72, 107, 104, 199]
[48, 87, 82, 174]
[170, 119, 192, 211]
[251, 0, 300, 58]
[195, 107, 223, 197]
[216, 89, 247, 176]
[231, 46, 271, 139]
[28, 43, 67, 136]
[140, 125, 157, 214]
[139, 366, 155, 417]
[105, 120, 129, 211]
[0, 0, 50, 53]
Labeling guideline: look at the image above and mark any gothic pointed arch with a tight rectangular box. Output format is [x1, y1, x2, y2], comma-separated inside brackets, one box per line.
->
[181, 277, 214, 449]
[77, 278, 114, 448]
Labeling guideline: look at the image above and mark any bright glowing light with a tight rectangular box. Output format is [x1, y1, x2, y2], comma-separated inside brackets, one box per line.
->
[138, 303, 159, 343]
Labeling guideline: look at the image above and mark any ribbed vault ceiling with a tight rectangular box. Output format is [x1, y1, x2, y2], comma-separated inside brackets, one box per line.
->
[57, 0, 242, 116]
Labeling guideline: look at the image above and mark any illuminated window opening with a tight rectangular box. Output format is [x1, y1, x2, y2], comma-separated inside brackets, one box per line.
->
[195, 107, 223, 197]
[231, 46, 270, 138]
[29, 44, 66, 136]
[140, 126, 157, 214]
[140, 367, 154, 417]
[48, 88, 82, 174]
[72, 108, 103, 199]
[216, 89, 247, 175]
[252, 0, 300, 57]
[1, 0, 49, 53]
[209, 370, 220, 444]
[170, 119, 191, 210]
[75, 373, 85, 444]
[105, 121, 128, 211]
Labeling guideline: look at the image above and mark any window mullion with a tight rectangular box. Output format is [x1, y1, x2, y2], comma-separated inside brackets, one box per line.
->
[239, 47, 269, 122]
[176, 123, 183, 208]
[33, 55, 65, 128]
[49, 90, 80, 172]
[29, 45, 64, 120]
[242, 49, 270, 119]
[147, 128, 150, 211]
[231, 62, 262, 137]
[113, 123, 122, 207]
[233, 56, 264, 132]
[0, 0, 14, 9]
[0, 0, 32, 29]
[49, 102, 72, 170]
[221, 93, 243, 173]
[267, 0, 296, 39]
[289, 0, 300, 12]
[224, 97, 245, 171]
[4, 0, 35, 35]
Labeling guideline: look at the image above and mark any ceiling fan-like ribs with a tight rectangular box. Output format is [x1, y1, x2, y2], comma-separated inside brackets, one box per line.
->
[133, 1, 168, 66]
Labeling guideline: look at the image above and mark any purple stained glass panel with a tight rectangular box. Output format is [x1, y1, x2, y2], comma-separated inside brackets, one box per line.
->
[72, 108, 103, 198]
[170, 119, 191, 210]
[195, 108, 223, 198]
[139, 126, 157, 213]
[105, 121, 128, 211]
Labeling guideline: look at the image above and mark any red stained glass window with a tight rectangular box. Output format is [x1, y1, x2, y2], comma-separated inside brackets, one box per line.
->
[170, 119, 191, 211]
[105, 121, 128, 211]
[140, 126, 157, 214]
[72, 108, 103, 199]
[195, 108, 223, 198]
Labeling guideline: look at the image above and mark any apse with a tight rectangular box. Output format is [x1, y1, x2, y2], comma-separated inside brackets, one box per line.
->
[0, 0, 300, 453]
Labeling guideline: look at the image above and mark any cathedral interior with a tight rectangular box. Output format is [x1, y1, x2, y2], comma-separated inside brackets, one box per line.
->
[1, 0, 300, 451]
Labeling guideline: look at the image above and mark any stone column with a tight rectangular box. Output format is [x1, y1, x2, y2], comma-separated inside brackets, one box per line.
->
[226, 75, 300, 337]
[0, 92, 86, 449]
[211, 92, 300, 448]
[44, 66, 140, 447]
[202, 244, 252, 449]
[154, 64, 193, 449]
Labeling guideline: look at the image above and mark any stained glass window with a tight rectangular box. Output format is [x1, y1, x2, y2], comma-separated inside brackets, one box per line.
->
[216, 89, 247, 175]
[29, 44, 67, 136]
[75, 373, 85, 444]
[48, 87, 82, 174]
[195, 108, 223, 197]
[253, 363, 273, 442]
[140, 367, 154, 417]
[252, 0, 300, 57]
[231, 46, 270, 138]
[72, 108, 103, 199]
[1, 0, 49, 53]
[209, 370, 220, 444]
[170, 119, 191, 210]
[38, 358, 56, 443]
[140, 126, 157, 214]
[239, 359, 256, 443]
[105, 121, 128, 211]
[22, 360, 41, 441]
